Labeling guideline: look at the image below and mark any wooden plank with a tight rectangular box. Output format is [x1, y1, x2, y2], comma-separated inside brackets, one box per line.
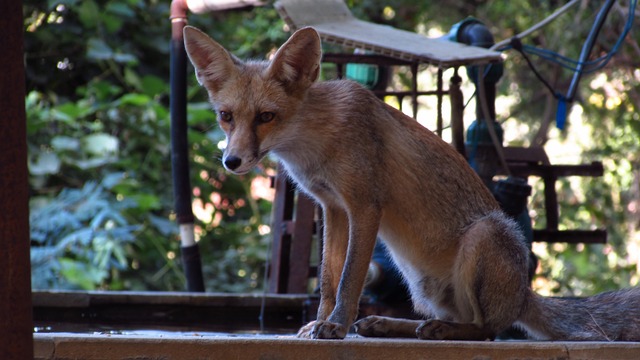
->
[33, 291, 311, 334]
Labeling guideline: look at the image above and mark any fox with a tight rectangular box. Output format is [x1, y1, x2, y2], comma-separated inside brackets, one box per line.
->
[182, 25, 640, 341]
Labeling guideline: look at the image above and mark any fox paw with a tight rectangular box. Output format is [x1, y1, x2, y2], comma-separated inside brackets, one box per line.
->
[296, 320, 347, 339]
[354, 316, 391, 337]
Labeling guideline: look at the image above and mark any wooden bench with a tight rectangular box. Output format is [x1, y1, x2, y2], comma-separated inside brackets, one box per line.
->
[502, 146, 606, 244]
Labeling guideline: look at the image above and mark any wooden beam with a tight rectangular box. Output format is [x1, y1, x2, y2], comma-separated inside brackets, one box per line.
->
[0, 0, 34, 358]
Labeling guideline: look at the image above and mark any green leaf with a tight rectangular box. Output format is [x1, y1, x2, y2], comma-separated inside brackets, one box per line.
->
[77, 0, 100, 29]
[102, 13, 124, 34]
[188, 102, 217, 125]
[86, 38, 113, 61]
[89, 80, 123, 100]
[141, 75, 168, 96]
[51, 102, 83, 123]
[113, 52, 138, 64]
[59, 258, 107, 290]
[118, 93, 150, 106]
[130, 193, 161, 211]
[106, 2, 135, 18]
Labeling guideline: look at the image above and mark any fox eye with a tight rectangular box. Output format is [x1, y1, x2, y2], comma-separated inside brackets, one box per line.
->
[219, 111, 233, 123]
[258, 112, 275, 124]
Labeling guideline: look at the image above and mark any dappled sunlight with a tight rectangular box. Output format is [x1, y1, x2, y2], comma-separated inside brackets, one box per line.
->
[251, 174, 275, 202]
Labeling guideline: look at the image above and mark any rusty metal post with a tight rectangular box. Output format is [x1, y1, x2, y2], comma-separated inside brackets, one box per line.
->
[0, 0, 35, 358]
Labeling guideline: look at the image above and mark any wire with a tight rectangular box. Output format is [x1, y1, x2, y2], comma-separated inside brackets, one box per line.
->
[491, 0, 582, 51]
[510, 38, 561, 99]
[494, 0, 636, 104]
[513, 0, 636, 74]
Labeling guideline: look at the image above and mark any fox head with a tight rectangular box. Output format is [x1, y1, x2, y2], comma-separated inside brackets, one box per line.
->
[183, 26, 322, 175]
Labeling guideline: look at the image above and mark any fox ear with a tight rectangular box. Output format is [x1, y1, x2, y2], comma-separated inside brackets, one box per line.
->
[183, 26, 242, 91]
[267, 27, 321, 93]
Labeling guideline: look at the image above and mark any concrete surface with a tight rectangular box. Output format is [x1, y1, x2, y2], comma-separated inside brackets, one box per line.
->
[34, 332, 640, 360]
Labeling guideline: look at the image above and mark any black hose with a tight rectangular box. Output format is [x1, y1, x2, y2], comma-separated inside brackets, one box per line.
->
[170, 14, 205, 292]
[566, 0, 616, 102]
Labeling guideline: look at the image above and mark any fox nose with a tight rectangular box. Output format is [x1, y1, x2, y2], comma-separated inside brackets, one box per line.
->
[224, 155, 242, 171]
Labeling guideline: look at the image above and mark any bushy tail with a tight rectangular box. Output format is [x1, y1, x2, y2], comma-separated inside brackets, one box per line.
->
[516, 287, 640, 341]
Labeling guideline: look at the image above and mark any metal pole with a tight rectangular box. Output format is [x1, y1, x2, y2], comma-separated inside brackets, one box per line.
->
[170, 0, 205, 292]
[169, 0, 263, 292]
[0, 0, 35, 358]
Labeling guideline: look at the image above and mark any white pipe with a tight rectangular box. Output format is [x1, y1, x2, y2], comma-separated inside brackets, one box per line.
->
[187, 0, 264, 14]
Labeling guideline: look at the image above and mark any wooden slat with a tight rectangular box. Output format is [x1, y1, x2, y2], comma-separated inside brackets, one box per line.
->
[269, 166, 296, 293]
[276, 0, 502, 67]
[533, 230, 607, 244]
[505, 163, 604, 178]
[286, 193, 317, 293]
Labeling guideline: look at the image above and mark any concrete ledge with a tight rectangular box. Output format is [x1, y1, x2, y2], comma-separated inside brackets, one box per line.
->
[34, 333, 640, 360]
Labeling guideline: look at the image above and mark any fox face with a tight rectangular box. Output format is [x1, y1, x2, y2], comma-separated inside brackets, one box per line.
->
[183, 26, 322, 175]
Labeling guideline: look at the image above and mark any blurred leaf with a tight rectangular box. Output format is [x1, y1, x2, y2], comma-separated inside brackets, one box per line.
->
[48, 0, 79, 10]
[81, 133, 119, 156]
[102, 13, 124, 34]
[59, 258, 107, 290]
[106, 2, 135, 18]
[129, 193, 161, 211]
[29, 152, 61, 175]
[118, 93, 151, 106]
[77, 0, 100, 29]
[101, 172, 126, 189]
[141, 75, 167, 96]
[51, 102, 85, 123]
[113, 52, 138, 64]
[86, 38, 113, 61]
[51, 136, 80, 152]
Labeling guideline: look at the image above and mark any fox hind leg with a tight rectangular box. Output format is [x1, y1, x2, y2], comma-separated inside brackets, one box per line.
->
[417, 320, 496, 340]
[417, 212, 530, 341]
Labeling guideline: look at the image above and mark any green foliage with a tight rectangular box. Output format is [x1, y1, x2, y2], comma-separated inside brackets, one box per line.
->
[30, 178, 138, 290]
[25, 0, 279, 292]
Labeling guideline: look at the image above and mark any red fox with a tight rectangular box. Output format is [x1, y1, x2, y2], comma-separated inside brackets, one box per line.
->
[183, 25, 640, 341]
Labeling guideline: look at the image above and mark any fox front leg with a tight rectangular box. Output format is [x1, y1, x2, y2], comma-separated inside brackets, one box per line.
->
[297, 205, 348, 339]
[298, 203, 380, 339]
